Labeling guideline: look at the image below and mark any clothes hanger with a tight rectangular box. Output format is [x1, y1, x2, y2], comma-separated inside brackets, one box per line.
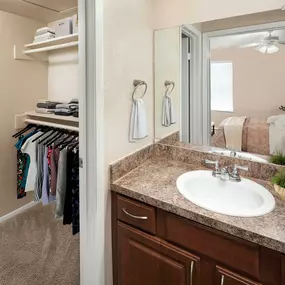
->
[45, 132, 65, 147]
[31, 127, 52, 142]
[12, 124, 35, 138]
[59, 135, 78, 150]
[54, 132, 75, 148]
[38, 129, 59, 144]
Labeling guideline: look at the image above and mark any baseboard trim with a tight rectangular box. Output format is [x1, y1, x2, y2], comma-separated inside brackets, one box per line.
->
[0, 201, 40, 223]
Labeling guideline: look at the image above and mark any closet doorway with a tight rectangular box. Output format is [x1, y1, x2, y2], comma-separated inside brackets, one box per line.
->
[0, 0, 104, 284]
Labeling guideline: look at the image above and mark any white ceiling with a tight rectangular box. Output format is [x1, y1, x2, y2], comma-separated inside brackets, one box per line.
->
[210, 29, 285, 49]
[0, 0, 77, 23]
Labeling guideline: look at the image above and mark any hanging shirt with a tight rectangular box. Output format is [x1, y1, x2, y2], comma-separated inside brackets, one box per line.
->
[55, 149, 67, 219]
[42, 147, 50, 205]
[15, 131, 37, 199]
[21, 132, 43, 192]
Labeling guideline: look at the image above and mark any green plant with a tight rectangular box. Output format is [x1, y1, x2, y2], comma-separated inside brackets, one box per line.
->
[269, 151, 285, 166]
[272, 169, 285, 188]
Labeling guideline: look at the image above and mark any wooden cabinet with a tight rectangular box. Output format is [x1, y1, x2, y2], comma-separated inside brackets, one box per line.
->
[112, 193, 282, 285]
[215, 267, 262, 285]
[117, 222, 200, 285]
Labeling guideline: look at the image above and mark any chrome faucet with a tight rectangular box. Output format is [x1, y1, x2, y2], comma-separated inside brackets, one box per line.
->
[205, 160, 249, 182]
[230, 164, 249, 182]
[205, 159, 221, 177]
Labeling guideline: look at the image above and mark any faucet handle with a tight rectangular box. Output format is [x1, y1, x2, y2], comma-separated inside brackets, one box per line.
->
[233, 164, 249, 172]
[205, 159, 219, 168]
[205, 160, 221, 177]
[230, 164, 249, 182]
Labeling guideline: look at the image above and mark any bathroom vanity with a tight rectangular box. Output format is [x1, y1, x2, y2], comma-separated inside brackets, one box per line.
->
[110, 150, 285, 285]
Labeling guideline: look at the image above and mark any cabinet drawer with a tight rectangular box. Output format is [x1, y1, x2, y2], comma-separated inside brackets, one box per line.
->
[117, 195, 156, 234]
[215, 266, 261, 285]
[160, 212, 259, 279]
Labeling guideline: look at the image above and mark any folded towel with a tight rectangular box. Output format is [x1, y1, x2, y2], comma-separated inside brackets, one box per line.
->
[162, 96, 176, 127]
[35, 27, 55, 36]
[267, 115, 285, 154]
[69, 98, 79, 104]
[223, 116, 246, 151]
[33, 33, 55, 43]
[129, 99, 148, 142]
[35, 108, 55, 114]
[37, 102, 60, 109]
[56, 103, 78, 110]
[54, 109, 73, 116]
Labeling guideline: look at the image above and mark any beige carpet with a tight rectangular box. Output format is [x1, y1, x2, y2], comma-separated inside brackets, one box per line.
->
[0, 203, 80, 285]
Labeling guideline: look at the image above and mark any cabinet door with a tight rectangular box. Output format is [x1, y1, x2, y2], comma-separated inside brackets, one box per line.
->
[117, 222, 200, 285]
[215, 266, 262, 285]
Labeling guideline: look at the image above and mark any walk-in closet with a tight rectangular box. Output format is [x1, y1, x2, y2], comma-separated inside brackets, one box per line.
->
[0, 1, 80, 284]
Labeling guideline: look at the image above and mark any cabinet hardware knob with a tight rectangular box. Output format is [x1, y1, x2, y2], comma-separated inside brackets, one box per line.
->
[122, 208, 148, 220]
[221, 275, 224, 285]
[190, 261, 194, 285]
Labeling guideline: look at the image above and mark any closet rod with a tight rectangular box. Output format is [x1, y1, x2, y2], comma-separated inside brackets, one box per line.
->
[25, 118, 79, 132]
[24, 41, 78, 55]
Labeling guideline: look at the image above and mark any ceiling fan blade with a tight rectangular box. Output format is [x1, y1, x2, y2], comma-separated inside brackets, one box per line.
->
[239, 42, 260, 48]
[278, 41, 285, 45]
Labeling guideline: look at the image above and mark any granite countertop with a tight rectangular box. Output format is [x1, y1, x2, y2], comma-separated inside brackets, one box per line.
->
[111, 157, 285, 253]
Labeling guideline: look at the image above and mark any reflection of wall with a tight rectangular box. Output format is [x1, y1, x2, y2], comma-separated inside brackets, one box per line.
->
[155, 27, 180, 140]
[153, 0, 284, 30]
[211, 47, 285, 126]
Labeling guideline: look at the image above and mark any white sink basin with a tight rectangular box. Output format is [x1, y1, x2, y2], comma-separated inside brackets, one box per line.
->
[176, 170, 275, 217]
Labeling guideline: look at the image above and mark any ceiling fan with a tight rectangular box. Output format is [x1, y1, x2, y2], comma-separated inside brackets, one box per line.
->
[240, 31, 285, 54]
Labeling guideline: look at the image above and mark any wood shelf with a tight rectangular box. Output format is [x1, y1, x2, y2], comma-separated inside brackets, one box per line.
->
[25, 34, 78, 49]
[25, 111, 79, 123]
[24, 34, 78, 55]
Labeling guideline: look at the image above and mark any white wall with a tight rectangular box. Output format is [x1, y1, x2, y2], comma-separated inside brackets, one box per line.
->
[48, 19, 78, 102]
[104, 0, 153, 284]
[154, 27, 180, 140]
[0, 11, 48, 217]
[48, 48, 78, 102]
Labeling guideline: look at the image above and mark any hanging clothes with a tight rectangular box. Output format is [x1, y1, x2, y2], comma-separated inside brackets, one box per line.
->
[42, 147, 50, 205]
[21, 132, 43, 193]
[15, 130, 37, 199]
[71, 151, 79, 235]
[55, 149, 67, 219]
[14, 125, 80, 235]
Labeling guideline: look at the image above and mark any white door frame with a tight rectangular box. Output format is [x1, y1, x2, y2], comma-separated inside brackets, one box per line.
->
[79, 0, 105, 284]
[202, 20, 285, 145]
[181, 25, 202, 145]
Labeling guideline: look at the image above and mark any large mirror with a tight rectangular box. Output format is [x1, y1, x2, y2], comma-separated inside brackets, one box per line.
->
[155, 22, 285, 165]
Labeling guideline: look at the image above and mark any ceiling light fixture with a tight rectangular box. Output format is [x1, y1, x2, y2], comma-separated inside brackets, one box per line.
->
[256, 43, 279, 54]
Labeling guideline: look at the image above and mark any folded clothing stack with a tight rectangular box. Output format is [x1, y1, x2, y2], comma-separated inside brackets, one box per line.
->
[36, 100, 62, 114]
[33, 27, 55, 43]
[54, 99, 79, 117]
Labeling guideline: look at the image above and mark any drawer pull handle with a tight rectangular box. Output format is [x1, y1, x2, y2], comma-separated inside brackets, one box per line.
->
[122, 208, 148, 220]
[190, 261, 194, 285]
[221, 275, 224, 285]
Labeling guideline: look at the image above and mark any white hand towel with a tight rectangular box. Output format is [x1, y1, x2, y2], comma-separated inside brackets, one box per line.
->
[162, 96, 176, 127]
[129, 99, 148, 142]
[223, 116, 246, 151]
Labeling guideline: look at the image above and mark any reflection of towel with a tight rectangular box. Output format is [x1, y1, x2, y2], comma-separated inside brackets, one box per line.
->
[223, 116, 246, 151]
[162, 96, 176, 127]
[129, 99, 148, 142]
[267, 115, 285, 154]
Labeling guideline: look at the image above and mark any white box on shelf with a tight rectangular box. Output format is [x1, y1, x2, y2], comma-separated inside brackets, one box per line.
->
[55, 18, 73, 37]
[71, 14, 79, 34]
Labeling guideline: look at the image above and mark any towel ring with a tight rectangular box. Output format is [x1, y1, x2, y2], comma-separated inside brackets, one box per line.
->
[165, 80, 175, 97]
[132, 80, 148, 100]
